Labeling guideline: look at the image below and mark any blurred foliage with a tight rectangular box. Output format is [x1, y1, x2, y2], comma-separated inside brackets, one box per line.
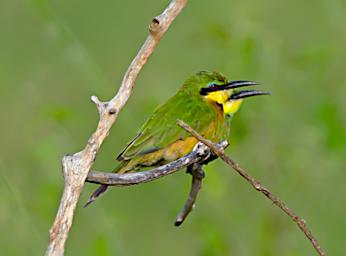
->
[1, 0, 346, 255]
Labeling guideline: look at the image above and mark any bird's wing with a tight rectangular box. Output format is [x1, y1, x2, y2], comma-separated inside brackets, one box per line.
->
[116, 93, 217, 161]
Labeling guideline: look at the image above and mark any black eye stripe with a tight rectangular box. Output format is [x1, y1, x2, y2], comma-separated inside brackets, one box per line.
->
[200, 83, 222, 95]
[200, 84, 218, 95]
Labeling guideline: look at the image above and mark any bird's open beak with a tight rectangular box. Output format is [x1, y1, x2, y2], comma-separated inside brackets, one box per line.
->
[230, 90, 271, 100]
[200, 80, 271, 98]
[219, 80, 259, 90]
[200, 80, 259, 95]
[222, 81, 271, 99]
[225, 81, 270, 99]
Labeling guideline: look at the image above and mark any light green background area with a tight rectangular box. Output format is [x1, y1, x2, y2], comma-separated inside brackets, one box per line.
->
[1, 0, 345, 255]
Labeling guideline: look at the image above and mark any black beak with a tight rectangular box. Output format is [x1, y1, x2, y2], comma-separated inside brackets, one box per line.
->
[200, 80, 258, 95]
[230, 90, 271, 100]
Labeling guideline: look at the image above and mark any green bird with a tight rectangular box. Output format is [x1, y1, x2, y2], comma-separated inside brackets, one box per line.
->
[85, 71, 269, 207]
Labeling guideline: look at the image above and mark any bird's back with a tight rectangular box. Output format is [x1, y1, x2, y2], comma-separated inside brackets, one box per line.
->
[115, 87, 230, 173]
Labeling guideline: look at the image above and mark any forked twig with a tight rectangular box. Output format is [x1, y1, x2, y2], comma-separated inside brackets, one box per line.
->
[177, 119, 325, 256]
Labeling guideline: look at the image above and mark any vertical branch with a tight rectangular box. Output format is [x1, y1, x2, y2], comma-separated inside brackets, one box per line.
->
[45, 1, 188, 255]
[174, 164, 205, 226]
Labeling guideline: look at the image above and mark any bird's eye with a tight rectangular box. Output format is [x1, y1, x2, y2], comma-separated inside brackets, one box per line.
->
[200, 82, 219, 95]
[207, 82, 217, 88]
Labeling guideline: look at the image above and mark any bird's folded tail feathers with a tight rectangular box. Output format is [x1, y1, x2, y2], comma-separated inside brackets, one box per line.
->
[84, 184, 109, 208]
[84, 162, 129, 208]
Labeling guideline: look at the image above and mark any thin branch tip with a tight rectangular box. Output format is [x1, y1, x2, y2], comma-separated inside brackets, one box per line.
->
[90, 95, 100, 104]
[174, 219, 183, 226]
[178, 120, 326, 256]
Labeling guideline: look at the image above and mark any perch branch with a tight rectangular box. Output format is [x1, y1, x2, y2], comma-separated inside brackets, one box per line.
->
[86, 142, 226, 186]
[177, 120, 325, 256]
[45, 1, 188, 255]
[86, 142, 224, 226]
[174, 163, 205, 226]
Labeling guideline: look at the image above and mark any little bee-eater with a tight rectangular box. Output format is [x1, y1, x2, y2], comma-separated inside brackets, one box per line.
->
[85, 71, 269, 207]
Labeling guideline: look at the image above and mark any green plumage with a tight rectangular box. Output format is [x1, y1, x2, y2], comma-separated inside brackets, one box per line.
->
[115, 71, 231, 172]
[85, 71, 234, 206]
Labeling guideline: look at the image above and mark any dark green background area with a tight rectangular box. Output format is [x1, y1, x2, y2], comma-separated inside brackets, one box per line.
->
[1, 0, 345, 255]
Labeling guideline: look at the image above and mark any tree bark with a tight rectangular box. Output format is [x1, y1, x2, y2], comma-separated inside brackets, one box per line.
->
[45, 1, 188, 255]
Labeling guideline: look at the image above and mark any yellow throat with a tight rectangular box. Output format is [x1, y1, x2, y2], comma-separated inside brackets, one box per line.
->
[204, 90, 243, 116]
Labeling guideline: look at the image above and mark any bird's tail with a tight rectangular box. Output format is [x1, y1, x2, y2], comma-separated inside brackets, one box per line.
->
[83, 184, 109, 208]
[84, 161, 128, 208]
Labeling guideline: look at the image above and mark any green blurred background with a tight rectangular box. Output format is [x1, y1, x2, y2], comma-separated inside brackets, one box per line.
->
[1, 0, 346, 255]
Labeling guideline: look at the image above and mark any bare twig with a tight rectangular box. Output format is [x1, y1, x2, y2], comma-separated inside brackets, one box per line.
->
[86, 142, 226, 186]
[177, 120, 326, 256]
[45, 1, 188, 255]
[86, 142, 224, 226]
[174, 163, 205, 226]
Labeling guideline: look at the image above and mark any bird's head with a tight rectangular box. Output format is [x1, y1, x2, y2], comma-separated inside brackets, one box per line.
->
[196, 71, 270, 116]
